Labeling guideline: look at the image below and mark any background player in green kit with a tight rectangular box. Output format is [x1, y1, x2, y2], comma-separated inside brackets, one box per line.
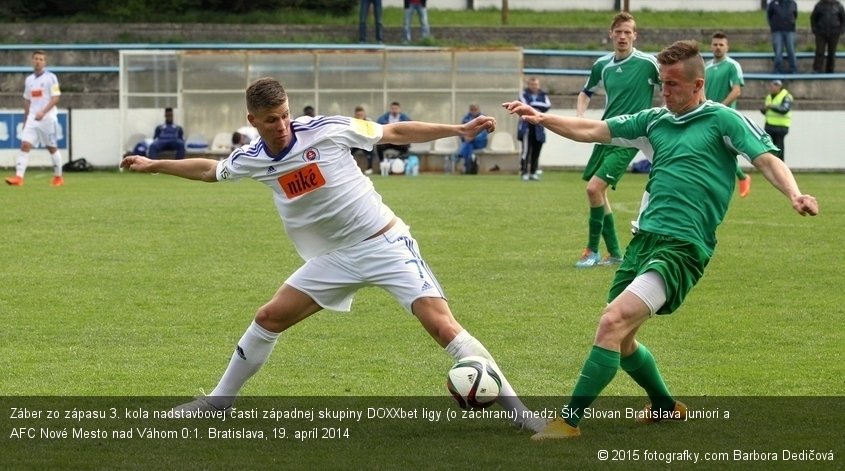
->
[504, 39, 819, 440]
[705, 31, 753, 198]
[575, 12, 660, 268]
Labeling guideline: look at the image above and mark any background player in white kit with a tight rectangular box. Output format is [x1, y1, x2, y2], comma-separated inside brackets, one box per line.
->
[5, 50, 64, 187]
[121, 77, 546, 432]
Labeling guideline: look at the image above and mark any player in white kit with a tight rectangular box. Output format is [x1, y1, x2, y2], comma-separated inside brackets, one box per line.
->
[5, 50, 64, 187]
[121, 77, 545, 432]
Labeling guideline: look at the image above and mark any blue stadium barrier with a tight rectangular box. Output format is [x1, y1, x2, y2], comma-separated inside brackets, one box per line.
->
[524, 49, 845, 61]
[523, 49, 845, 81]
[1, 45, 844, 79]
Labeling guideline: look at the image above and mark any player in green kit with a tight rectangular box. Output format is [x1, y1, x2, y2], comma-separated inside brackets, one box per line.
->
[705, 31, 752, 198]
[504, 40, 819, 440]
[575, 12, 660, 268]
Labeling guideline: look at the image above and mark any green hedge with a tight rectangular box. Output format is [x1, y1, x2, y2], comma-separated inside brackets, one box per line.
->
[1, 0, 357, 21]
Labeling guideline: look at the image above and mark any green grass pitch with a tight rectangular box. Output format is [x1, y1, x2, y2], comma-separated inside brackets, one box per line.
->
[1, 169, 842, 469]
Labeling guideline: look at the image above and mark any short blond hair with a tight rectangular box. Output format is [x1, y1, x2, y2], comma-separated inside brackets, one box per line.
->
[610, 12, 636, 31]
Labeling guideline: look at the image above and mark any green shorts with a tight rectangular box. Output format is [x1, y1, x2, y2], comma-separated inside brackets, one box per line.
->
[607, 230, 711, 315]
[581, 144, 639, 189]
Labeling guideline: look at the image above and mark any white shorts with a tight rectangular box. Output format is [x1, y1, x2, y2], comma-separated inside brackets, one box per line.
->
[285, 220, 446, 313]
[624, 270, 667, 316]
[21, 117, 59, 148]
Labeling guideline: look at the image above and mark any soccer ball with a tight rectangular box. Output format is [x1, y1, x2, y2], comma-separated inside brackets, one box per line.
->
[446, 356, 502, 409]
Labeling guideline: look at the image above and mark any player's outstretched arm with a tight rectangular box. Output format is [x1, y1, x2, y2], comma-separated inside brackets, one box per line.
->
[502, 101, 612, 144]
[120, 155, 219, 183]
[380, 115, 495, 145]
[752, 153, 819, 216]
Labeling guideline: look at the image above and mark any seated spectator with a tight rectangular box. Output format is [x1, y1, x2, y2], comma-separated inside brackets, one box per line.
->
[232, 125, 259, 150]
[301, 105, 316, 118]
[231, 132, 245, 151]
[350, 105, 378, 175]
[455, 103, 488, 174]
[376, 101, 411, 163]
[148, 108, 185, 159]
[238, 125, 259, 142]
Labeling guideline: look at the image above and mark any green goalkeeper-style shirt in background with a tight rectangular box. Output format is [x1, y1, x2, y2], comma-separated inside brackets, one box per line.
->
[606, 102, 777, 255]
[582, 48, 660, 119]
[704, 57, 745, 108]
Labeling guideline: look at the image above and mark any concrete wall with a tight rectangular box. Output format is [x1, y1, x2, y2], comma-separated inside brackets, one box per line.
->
[1, 107, 842, 171]
[384, 0, 818, 12]
[540, 108, 845, 171]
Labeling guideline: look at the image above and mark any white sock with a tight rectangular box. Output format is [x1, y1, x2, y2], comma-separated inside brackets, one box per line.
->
[445, 330, 545, 432]
[50, 151, 63, 176]
[16, 152, 29, 178]
[209, 321, 280, 407]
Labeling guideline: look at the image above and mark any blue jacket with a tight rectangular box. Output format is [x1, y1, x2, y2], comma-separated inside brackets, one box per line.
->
[461, 112, 488, 148]
[376, 112, 411, 125]
[517, 88, 551, 142]
[768, 0, 798, 32]
[153, 123, 183, 142]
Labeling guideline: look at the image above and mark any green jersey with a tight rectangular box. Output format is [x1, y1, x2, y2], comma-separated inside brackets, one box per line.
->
[704, 57, 744, 108]
[582, 48, 660, 120]
[606, 102, 776, 254]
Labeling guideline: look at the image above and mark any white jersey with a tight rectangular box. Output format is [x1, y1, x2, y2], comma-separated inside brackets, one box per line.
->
[23, 70, 61, 120]
[216, 115, 395, 260]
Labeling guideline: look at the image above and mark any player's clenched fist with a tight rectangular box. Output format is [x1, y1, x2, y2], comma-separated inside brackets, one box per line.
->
[793, 195, 819, 216]
[121, 155, 155, 173]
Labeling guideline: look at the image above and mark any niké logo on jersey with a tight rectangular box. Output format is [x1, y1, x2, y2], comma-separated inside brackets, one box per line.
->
[278, 162, 326, 199]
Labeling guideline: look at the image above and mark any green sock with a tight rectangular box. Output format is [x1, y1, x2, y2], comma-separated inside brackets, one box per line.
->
[587, 206, 604, 253]
[602, 212, 621, 258]
[735, 164, 746, 180]
[562, 346, 620, 427]
[620, 343, 675, 412]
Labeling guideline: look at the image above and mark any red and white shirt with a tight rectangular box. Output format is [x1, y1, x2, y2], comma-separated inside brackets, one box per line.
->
[24, 70, 61, 119]
[216, 116, 394, 260]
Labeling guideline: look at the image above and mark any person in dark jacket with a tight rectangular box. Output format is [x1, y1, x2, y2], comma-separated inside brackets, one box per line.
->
[811, 0, 845, 73]
[517, 77, 550, 181]
[455, 103, 488, 174]
[149, 108, 185, 159]
[767, 0, 799, 74]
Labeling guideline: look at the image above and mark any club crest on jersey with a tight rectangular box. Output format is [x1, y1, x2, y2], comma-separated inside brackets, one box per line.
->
[302, 147, 320, 162]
